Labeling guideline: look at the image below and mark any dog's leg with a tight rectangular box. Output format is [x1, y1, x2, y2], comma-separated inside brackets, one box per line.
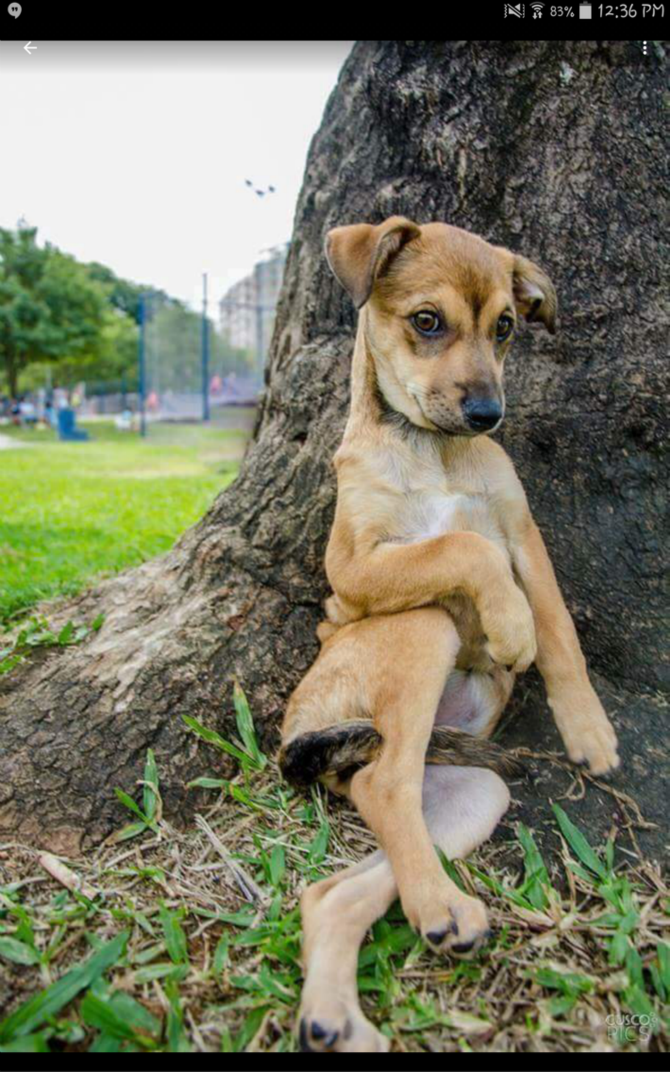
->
[513, 519, 619, 774]
[298, 851, 393, 1053]
[346, 609, 490, 952]
[298, 764, 510, 1053]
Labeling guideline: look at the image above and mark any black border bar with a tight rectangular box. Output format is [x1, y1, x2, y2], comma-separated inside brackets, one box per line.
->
[0, 4, 668, 41]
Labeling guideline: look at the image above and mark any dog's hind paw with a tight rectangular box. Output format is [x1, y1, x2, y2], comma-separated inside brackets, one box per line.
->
[414, 892, 491, 959]
[298, 1001, 389, 1053]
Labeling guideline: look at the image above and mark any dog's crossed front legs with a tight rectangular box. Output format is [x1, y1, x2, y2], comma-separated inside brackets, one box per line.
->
[327, 528, 537, 672]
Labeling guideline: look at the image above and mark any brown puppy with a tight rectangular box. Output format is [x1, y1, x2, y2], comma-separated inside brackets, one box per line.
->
[280, 218, 619, 1053]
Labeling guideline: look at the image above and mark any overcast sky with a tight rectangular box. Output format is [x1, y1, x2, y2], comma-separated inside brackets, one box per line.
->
[0, 41, 353, 309]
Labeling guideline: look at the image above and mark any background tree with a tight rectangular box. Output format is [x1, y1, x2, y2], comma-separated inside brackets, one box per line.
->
[84, 262, 168, 325]
[0, 41, 666, 860]
[21, 309, 140, 394]
[19, 276, 252, 396]
[0, 226, 109, 396]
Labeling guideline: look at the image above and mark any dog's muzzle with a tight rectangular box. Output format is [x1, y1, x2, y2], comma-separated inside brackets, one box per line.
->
[461, 398, 503, 432]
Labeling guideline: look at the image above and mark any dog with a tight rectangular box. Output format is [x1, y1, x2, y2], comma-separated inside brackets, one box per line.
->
[279, 217, 620, 1052]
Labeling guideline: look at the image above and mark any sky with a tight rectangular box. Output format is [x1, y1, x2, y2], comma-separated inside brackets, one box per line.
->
[0, 41, 353, 309]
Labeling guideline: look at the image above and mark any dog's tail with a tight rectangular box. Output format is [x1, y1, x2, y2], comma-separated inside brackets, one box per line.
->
[278, 720, 525, 788]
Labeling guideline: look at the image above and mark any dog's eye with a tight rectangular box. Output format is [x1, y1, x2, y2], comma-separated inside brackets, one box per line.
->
[411, 310, 442, 336]
[496, 315, 514, 342]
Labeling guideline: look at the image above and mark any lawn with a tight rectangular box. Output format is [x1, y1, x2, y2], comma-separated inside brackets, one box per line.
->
[0, 419, 250, 623]
[0, 698, 667, 1053]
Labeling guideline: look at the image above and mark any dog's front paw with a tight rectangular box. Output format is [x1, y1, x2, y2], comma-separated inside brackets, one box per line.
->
[551, 693, 620, 776]
[481, 586, 537, 673]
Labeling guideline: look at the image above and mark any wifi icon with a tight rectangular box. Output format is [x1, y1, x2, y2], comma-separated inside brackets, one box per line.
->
[530, 1, 545, 14]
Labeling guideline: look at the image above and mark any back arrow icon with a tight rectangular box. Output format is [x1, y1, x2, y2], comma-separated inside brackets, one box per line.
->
[24, 41, 37, 55]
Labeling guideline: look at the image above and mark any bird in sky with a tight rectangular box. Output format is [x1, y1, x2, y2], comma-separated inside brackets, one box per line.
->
[243, 179, 277, 197]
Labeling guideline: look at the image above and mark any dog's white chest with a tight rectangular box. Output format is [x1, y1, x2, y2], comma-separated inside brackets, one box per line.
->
[402, 492, 465, 541]
[397, 488, 508, 556]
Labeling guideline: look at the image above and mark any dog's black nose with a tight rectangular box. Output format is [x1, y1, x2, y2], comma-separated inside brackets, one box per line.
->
[462, 398, 503, 431]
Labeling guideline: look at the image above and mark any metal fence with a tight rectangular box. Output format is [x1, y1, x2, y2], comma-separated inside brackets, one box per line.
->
[136, 281, 268, 435]
[6, 262, 285, 438]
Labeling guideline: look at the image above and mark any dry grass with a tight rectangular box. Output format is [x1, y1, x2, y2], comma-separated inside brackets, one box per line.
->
[0, 692, 667, 1053]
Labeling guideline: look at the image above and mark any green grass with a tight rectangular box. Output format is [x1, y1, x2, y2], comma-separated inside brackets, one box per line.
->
[0, 417, 666, 1051]
[0, 692, 667, 1053]
[0, 420, 248, 622]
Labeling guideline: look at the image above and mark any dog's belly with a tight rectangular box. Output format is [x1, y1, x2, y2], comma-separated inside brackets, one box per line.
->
[392, 490, 511, 671]
[434, 666, 514, 737]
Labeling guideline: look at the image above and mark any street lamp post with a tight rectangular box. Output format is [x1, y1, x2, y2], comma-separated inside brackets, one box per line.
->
[201, 272, 210, 422]
[138, 292, 147, 438]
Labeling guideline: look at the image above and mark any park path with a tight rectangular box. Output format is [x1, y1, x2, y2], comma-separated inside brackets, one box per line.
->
[0, 433, 31, 450]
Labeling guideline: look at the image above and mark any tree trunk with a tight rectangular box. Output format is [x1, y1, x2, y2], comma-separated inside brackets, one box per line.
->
[4, 348, 19, 400]
[1, 41, 667, 860]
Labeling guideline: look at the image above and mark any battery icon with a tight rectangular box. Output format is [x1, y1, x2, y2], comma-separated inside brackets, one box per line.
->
[579, 2, 592, 15]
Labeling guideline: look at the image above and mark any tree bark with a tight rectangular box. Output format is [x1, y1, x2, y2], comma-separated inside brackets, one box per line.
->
[1, 41, 667, 860]
[4, 347, 19, 400]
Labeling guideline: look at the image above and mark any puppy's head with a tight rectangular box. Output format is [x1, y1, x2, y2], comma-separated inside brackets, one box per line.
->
[325, 217, 556, 436]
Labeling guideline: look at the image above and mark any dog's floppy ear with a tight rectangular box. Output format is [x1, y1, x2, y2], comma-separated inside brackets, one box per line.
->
[511, 254, 557, 335]
[325, 216, 421, 309]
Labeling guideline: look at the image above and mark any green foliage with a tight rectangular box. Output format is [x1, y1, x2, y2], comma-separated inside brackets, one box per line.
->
[113, 750, 162, 842]
[0, 932, 129, 1045]
[532, 966, 595, 1018]
[80, 990, 160, 1050]
[232, 680, 268, 771]
[551, 803, 661, 1028]
[516, 822, 553, 910]
[0, 224, 108, 395]
[23, 309, 140, 393]
[143, 300, 252, 394]
[183, 681, 268, 779]
[0, 225, 250, 395]
[0, 612, 103, 676]
[85, 262, 166, 324]
[159, 904, 189, 967]
[553, 802, 608, 880]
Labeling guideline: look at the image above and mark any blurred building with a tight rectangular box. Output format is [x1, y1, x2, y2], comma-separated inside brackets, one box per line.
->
[219, 242, 289, 379]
